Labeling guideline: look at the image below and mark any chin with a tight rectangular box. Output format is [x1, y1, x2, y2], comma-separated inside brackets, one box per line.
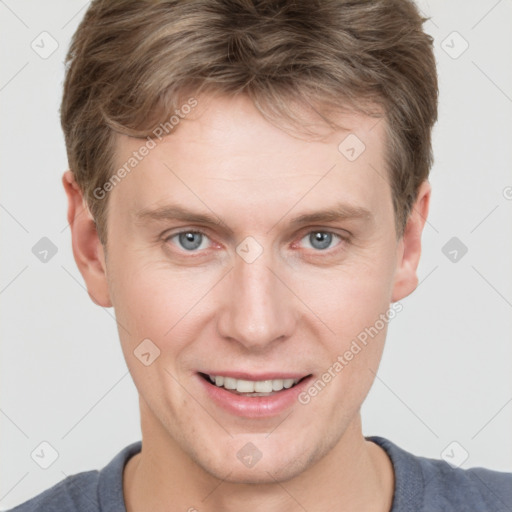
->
[188, 436, 323, 485]
[203, 456, 309, 485]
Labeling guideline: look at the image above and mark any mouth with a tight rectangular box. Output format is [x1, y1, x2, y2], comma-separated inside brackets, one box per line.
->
[196, 370, 314, 417]
[198, 372, 310, 397]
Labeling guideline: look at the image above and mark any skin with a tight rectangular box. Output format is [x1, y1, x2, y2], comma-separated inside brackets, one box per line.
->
[63, 93, 430, 512]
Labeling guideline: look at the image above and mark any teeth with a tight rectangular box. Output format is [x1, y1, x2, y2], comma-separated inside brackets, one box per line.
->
[224, 377, 237, 390]
[236, 379, 255, 393]
[254, 380, 273, 393]
[283, 379, 295, 389]
[207, 375, 300, 393]
[272, 379, 284, 391]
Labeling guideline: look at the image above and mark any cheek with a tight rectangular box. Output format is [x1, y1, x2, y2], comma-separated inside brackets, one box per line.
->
[108, 255, 217, 352]
[291, 256, 396, 344]
[298, 254, 397, 415]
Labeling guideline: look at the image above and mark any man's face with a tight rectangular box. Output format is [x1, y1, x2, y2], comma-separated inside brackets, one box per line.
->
[103, 94, 404, 482]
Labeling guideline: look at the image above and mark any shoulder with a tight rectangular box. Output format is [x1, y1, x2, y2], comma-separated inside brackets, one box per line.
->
[368, 436, 512, 511]
[6, 441, 142, 512]
[6, 470, 100, 512]
[418, 454, 512, 510]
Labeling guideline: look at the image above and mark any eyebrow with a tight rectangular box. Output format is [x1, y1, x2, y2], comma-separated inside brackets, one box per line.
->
[286, 203, 373, 228]
[134, 205, 232, 233]
[134, 202, 373, 233]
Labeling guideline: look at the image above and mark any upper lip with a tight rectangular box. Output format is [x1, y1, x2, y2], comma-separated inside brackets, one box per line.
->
[199, 371, 311, 381]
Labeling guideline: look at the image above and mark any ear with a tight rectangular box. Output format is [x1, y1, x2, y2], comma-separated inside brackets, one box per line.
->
[62, 171, 112, 307]
[391, 180, 431, 302]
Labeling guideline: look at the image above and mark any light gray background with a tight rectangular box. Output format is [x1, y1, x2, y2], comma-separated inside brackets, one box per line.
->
[1, 0, 511, 509]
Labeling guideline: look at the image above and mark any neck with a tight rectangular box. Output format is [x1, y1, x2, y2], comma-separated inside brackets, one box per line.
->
[123, 402, 394, 512]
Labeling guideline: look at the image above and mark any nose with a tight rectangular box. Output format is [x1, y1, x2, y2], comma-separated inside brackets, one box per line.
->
[216, 248, 297, 351]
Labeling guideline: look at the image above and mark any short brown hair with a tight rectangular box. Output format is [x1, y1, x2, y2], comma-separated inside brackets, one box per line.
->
[61, 0, 438, 244]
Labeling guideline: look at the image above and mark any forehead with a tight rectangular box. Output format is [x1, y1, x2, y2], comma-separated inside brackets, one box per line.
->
[153, 93, 383, 166]
[109, 94, 391, 231]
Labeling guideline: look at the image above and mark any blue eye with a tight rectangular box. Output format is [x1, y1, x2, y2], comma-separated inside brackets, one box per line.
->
[301, 231, 340, 251]
[165, 229, 344, 255]
[170, 231, 210, 251]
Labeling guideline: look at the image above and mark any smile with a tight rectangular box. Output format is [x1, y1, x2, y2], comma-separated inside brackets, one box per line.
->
[205, 374, 302, 396]
[197, 372, 312, 417]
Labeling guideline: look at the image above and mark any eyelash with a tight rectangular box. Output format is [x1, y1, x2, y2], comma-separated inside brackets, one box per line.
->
[162, 228, 349, 256]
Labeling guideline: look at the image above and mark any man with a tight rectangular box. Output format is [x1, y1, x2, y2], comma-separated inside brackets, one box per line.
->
[8, 0, 512, 511]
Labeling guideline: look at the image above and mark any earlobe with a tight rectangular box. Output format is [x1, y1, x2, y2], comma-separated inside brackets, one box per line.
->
[62, 171, 112, 307]
[391, 180, 431, 302]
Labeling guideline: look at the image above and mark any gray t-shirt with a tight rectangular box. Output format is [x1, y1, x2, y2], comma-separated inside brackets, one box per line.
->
[7, 436, 512, 511]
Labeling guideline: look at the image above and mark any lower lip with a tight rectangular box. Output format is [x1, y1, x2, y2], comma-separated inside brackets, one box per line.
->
[197, 374, 313, 418]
